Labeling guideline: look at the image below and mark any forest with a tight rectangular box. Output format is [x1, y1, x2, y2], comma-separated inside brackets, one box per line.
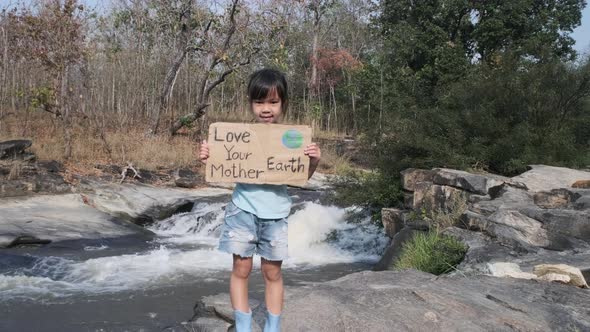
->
[1, 0, 589, 212]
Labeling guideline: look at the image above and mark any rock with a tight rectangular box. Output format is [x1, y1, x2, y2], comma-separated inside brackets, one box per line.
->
[572, 189, 590, 210]
[538, 273, 571, 284]
[0, 194, 154, 248]
[37, 160, 63, 173]
[485, 210, 550, 250]
[432, 168, 514, 195]
[174, 168, 200, 188]
[487, 262, 537, 280]
[511, 165, 590, 192]
[94, 164, 122, 175]
[467, 194, 491, 204]
[442, 227, 518, 276]
[413, 182, 465, 213]
[0, 140, 32, 159]
[400, 168, 434, 191]
[533, 264, 589, 288]
[402, 191, 414, 209]
[533, 189, 575, 209]
[7, 235, 52, 247]
[464, 182, 590, 252]
[462, 209, 550, 251]
[0, 180, 33, 197]
[380, 208, 406, 238]
[34, 173, 71, 194]
[459, 210, 489, 231]
[190, 270, 590, 331]
[373, 227, 422, 271]
[520, 207, 590, 250]
[183, 317, 232, 332]
[0, 172, 71, 197]
[471, 184, 534, 216]
[192, 293, 262, 332]
[80, 179, 230, 225]
[572, 180, 590, 188]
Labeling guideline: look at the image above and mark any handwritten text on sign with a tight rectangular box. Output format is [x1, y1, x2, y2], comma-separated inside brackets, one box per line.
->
[205, 122, 312, 186]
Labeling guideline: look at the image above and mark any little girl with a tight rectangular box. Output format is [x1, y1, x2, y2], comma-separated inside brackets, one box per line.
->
[199, 68, 321, 332]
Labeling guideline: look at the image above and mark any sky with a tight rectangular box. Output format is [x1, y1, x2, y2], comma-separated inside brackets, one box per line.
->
[1, 0, 589, 54]
[572, 5, 590, 54]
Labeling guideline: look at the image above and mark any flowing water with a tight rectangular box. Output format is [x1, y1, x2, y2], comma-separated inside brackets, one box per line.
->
[0, 191, 389, 332]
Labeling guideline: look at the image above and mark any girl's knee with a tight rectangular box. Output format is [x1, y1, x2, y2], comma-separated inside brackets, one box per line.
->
[261, 264, 283, 283]
[232, 256, 253, 279]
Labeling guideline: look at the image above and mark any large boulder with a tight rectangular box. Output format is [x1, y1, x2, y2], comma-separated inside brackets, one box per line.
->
[80, 179, 230, 225]
[0, 194, 153, 248]
[0, 172, 71, 197]
[173, 168, 201, 188]
[485, 210, 550, 250]
[431, 168, 516, 195]
[534, 264, 588, 288]
[373, 227, 422, 271]
[0, 140, 32, 159]
[443, 227, 590, 281]
[189, 269, 590, 331]
[380, 208, 407, 238]
[400, 168, 434, 191]
[412, 182, 466, 213]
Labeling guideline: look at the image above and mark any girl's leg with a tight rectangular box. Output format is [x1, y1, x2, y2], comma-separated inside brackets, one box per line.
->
[231, 254, 253, 312]
[261, 258, 283, 314]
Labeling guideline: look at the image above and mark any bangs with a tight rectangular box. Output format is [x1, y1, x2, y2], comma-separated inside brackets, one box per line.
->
[249, 83, 280, 101]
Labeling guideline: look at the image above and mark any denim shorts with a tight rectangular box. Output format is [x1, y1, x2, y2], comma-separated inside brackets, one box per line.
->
[218, 201, 289, 261]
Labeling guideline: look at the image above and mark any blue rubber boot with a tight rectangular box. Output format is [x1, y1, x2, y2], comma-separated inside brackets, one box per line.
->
[234, 309, 252, 332]
[263, 310, 281, 332]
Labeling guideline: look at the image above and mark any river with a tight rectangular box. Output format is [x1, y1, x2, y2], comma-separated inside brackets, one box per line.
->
[0, 189, 389, 331]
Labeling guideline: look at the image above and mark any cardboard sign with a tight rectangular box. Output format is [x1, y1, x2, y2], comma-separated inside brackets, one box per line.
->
[205, 122, 312, 186]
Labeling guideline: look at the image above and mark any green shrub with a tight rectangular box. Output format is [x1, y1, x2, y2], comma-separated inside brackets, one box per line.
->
[394, 231, 467, 275]
[329, 169, 403, 221]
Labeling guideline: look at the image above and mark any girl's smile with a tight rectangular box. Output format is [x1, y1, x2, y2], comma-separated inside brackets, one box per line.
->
[251, 88, 283, 123]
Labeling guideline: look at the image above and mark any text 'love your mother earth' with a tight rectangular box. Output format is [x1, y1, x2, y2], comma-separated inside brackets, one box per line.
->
[205, 122, 312, 186]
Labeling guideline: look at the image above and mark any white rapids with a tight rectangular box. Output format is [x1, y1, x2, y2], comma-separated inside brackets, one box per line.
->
[0, 202, 388, 299]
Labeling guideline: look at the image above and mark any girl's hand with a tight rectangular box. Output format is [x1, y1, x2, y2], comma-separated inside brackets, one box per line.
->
[199, 140, 210, 162]
[304, 143, 321, 165]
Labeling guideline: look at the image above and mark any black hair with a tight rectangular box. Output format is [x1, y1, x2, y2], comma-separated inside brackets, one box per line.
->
[247, 68, 288, 111]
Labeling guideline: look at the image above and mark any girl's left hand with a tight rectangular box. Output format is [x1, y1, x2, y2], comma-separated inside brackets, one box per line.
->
[304, 143, 321, 165]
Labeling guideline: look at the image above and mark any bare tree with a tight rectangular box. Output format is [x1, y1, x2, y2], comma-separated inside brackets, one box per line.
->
[7, 0, 88, 159]
[169, 0, 257, 135]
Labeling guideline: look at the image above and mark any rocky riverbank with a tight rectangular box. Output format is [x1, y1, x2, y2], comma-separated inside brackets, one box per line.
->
[0, 139, 232, 248]
[2, 139, 589, 331]
[188, 165, 590, 331]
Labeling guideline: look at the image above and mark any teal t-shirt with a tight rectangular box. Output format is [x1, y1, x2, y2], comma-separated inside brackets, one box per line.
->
[231, 183, 292, 219]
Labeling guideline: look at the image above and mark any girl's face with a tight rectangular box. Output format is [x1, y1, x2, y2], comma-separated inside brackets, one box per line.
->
[251, 88, 283, 123]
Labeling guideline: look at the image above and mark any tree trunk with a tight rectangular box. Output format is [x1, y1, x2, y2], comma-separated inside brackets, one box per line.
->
[151, 48, 188, 134]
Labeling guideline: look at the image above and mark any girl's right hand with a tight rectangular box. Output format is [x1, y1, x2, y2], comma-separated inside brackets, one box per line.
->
[199, 140, 209, 162]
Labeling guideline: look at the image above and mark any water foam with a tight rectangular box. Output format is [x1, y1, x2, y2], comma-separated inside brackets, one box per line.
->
[1, 202, 387, 299]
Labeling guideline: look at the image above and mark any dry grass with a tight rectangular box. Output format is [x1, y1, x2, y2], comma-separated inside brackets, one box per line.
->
[0, 111, 352, 174]
[0, 114, 199, 171]
[316, 144, 353, 175]
[429, 194, 469, 231]
[7, 161, 22, 180]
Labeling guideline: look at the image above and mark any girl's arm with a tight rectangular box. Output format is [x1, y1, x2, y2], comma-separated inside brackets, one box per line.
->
[304, 143, 321, 179]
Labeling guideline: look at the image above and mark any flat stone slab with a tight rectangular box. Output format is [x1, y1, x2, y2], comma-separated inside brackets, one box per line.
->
[512, 165, 590, 192]
[191, 269, 590, 331]
[0, 194, 152, 248]
[81, 180, 231, 224]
